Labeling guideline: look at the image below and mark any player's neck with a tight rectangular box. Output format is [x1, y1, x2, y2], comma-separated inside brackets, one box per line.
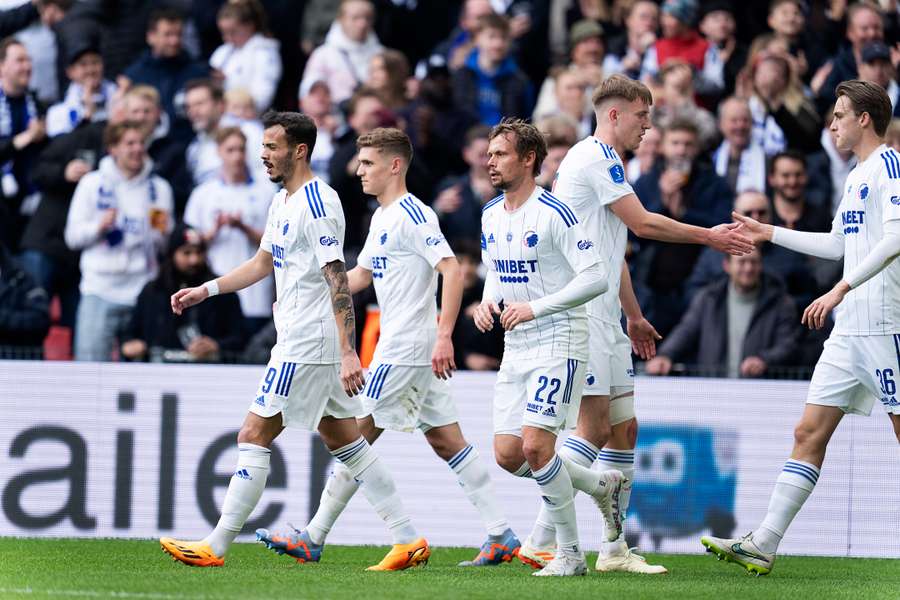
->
[593, 125, 623, 157]
[283, 164, 314, 196]
[853, 133, 883, 163]
[503, 178, 537, 210]
[376, 180, 408, 208]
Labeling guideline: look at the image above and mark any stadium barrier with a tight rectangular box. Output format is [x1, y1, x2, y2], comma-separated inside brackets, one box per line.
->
[0, 360, 896, 558]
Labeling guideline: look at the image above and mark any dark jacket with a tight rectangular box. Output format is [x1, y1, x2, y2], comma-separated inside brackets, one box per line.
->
[123, 50, 209, 143]
[658, 274, 801, 373]
[452, 50, 534, 126]
[0, 89, 46, 250]
[0, 245, 50, 350]
[23, 120, 105, 270]
[434, 174, 485, 246]
[123, 263, 245, 359]
[818, 46, 857, 112]
[0, 2, 38, 38]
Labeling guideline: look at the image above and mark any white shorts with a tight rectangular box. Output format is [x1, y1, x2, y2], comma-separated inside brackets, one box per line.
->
[359, 362, 458, 433]
[249, 357, 361, 430]
[493, 356, 585, 436]
[584, 317, 635, 397]
[807, 334, 900, 416]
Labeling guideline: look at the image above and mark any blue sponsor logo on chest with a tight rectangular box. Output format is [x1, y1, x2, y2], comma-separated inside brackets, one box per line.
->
[271, 243, 285, 268]
[841, 210, 865, 234]
[493, 259, 537, 273]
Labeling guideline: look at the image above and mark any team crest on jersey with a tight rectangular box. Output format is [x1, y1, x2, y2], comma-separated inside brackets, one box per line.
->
[523, 230, 539, 247]
[858, 183, 869, 201]
[586, 373, 596, 386]
[608, 164, 625, 184]
[481, 232, 487, 250]
[506, 231, 513, 243]
[379, 230, 388, 245]
[282, 221, 289, 235]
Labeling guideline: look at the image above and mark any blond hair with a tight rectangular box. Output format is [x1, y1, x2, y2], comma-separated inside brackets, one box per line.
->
[356, 127, 413, 164]
[591, 74, 653, 108]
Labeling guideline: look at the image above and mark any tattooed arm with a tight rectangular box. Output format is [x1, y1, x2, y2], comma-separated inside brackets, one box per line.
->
[323, 259, 365, 396]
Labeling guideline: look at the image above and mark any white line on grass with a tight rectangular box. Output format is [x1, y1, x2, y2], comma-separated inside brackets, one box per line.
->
[0, 588, 204, 599]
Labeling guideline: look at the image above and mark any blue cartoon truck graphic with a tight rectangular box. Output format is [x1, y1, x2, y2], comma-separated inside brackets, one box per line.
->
[626, 424, 738, 550]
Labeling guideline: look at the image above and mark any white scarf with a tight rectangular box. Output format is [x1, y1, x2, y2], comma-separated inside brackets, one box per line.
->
[713, 140, 767, 194]
[748, 95, 785, 155]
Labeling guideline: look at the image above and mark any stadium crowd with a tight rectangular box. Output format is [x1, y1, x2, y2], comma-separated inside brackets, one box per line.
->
[0, 0, 893, 378]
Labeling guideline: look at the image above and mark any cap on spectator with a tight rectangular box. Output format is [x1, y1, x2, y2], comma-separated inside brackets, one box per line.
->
[65, 39, 101, 66]
[569, 19, 603, 48]
[167, 223, 206, 257]
[700, 0, 735, 19]
[662, 0, 698, 25]
[861, 41, 891, 64]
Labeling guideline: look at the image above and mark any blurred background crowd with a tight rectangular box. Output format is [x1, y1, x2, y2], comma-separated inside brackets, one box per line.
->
[0, 0, 893, 379]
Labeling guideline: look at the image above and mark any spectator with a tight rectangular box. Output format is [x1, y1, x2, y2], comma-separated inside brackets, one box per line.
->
[299, 80, 340, 183]
[626, 124, 660, 182]
[223, 87, 257, 122]
[183, 127, 273, 337]
[0, 38, 46, 251]
[886, 117, 900, 152]
[645, 247, 800, 378]
[184, 78, 264, 186]
[452, 13, 533, 127]
[64, 121, 173, 361]
[698, 0, 747, 101]
[533, 66, 592, 137]
[432, 124, 494, 246]
[766, 0, 826, 83]
[712, 96, 766, 194]
[0, 239, 50, 358]
[430, 0, 494, 71]
[46, 42, 115, 137]
[767, 150, 831, 233]
[686, 190, 817, 307]
[603, 0, 658, 80]
[22, 102, 110, 332]
[209, 0, 282, 114]
[0, 2, 40, 40]
[300, 0, 382, 105]
[652, 59, 718, 150]
[641, 0, 708, 79]
[534, 19, 604, 122]
[856, 41, 900, 117]
[13, 0, 71, 106]
[365, 48, 410, 111]
[748, 52, 821, 155]
[632, 117, 733, 336]
[814, 1, 884, 110]
[536, 117, 577, 189]
[120, 223, 244, 363]
[121, 7, 209, 143]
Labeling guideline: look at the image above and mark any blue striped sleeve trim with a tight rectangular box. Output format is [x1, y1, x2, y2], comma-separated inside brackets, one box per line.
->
[333, 438, 367, 461]
[305, 182, 326, 219]
[482, 194, 504, 212]
[534, 456, 563, 485]
[882, 150, 900, 179]
[448, 445, 474, 469]
[784, 460, 819, 481]
[399, 196, 425, 225]
[538, 192, 577, 227]
[563, 438, 597, 463]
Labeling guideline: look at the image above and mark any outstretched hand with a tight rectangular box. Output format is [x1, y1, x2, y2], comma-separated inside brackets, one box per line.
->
[731, 212, 774, 245]
[708, 221, 755, 255]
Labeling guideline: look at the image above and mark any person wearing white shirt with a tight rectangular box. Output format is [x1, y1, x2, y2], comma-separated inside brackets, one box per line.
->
[184, 126, 275, 336]
[46, 45, 116, 137]
[209, 0, 282, 113]
[703, 80, 900, 576]
[713, 96, 767, 195]
[64, 121, 173, 362]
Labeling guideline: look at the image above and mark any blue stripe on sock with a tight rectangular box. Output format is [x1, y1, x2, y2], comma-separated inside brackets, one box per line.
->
[334, 437, 367, 461]
[448, 445, 474, 469]
[535, 456, 562, 485]
[782, 466, 818, 486]
[563, 440, 596, 464]
[599, 449, 634, 459]
[785, 460, 819, 481]
[564, 437, 598, 461]
[597, 453, 633, 464]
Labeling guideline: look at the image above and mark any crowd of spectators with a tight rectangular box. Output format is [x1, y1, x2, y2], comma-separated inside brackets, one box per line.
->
[2, 0, 895, 379]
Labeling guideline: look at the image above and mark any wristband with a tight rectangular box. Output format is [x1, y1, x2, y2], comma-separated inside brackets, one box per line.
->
[204, 280, 220, 297]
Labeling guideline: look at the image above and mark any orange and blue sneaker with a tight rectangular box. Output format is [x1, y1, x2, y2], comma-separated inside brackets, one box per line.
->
[255, 527, 323, 563]
[159, 537, 224, 567]
[458, 529, 521, 566]
[366, 537, 430, 571]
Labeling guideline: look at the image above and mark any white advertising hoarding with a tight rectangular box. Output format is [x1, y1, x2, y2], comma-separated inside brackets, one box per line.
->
[0, 361, 897, 557]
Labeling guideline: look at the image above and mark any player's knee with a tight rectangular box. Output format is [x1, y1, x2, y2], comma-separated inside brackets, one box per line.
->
[494, 448, 522, 473]
[237, 424, 268, 446]
[627, 418, 638, 447]
[521, 438, 553, 469]
[793, 420, 826, 451]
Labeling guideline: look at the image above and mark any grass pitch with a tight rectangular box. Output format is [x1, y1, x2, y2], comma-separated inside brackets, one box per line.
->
[0, 538, 897, 600]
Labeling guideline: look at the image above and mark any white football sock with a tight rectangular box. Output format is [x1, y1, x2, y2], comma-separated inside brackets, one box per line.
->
[333, 436, 418, 544]
[530, 436, 598, 547]
[447, 444, 509, 537]
[597, 447, 634, 554]
[203, 443, 270, 556]
[754, 459, 819, 553]
[512, 461, 533, 478]
[533, 455, 581, 558]
[306, 462, 359, 545]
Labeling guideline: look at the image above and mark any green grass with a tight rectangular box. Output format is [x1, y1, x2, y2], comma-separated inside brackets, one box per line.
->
[0, 538, 897, 600]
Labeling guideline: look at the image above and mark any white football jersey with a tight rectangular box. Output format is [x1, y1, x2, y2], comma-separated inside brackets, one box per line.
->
[553, 137, 633, 325]
[832, 144, 900, 335]
[357, 194, 455, 366]
[184, 175, 276, 318]
[481, 185, 603, 362]
[259, 177, 346, 362]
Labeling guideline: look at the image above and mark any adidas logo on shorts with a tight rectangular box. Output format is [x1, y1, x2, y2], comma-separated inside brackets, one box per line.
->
[542, 406, 556, 417]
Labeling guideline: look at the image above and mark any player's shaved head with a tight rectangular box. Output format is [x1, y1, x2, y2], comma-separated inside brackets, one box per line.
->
[592, 75, 653, 110]
[356, 127, 413, 165]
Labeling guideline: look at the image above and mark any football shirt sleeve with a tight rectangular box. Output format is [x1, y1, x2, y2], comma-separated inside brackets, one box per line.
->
[303, 215, 345, 268]
[408, 219, 455, 267]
